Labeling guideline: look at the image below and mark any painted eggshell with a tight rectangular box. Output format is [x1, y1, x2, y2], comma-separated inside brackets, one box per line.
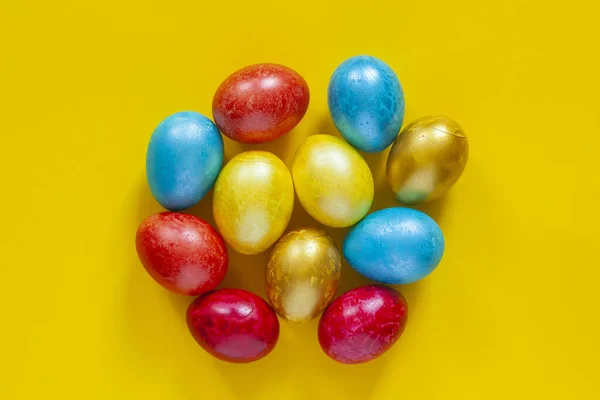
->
[187, 289, 280, 363]
[212, 64, 310, 144]
[318, 285, 408, 364]
[343, 207, 444, 284]
[387, 116, 469, 204]
[266, 228, 341, 322]
[213, 151, 294, 255]
[292, 134, 374, 228]
[146, 111, 224, 211]
[135, 212, 228, 295]
[328, 55, 405, 152]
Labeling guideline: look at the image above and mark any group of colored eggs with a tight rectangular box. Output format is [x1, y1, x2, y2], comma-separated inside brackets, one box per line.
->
[136, 55, 469, 364]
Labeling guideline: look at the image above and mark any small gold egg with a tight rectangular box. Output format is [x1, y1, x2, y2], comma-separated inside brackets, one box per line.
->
[266, 228, 341, 322]
[386, 116, 469, 204]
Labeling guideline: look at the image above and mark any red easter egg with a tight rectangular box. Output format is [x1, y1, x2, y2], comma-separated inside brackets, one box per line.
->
[135, 212, 228, 296]
[186, 289, 280, 363]
[318, 285, 408, 364]
[212, 63, 310, 144]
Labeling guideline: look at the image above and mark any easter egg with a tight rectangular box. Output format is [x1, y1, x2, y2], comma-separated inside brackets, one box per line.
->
[343, 207, 444, 284]
[387, 116, 469, 204]
[328, 55, 405, 152]
[318, 285, 408, 364]
[187, 289, 280, 363]
[212, 64, 310, 144]
[146, 111, 224, 211]
[213, 151, 294, 254]
[135, 212, 228, 295]
[292, 134, 374, 228]
[266, 228, 342, 322]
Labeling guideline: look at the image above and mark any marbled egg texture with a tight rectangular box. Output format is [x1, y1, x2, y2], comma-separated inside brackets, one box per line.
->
[344, 207, 444, 284]
[187, 289, 280, 363]
[328, 55, 405, 152]
[213, 151, 294, 254]
[318, 285, 408, 364]
[212, 64, 310, 144]
[292, 134, 374, 228]
[146, 111, 224, 211]
[387, 116, 469, 204]
[136, 212, 228, 295]
[266, 228, 341, 322]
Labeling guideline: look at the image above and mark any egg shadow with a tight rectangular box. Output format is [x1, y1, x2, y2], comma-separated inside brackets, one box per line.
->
[122, 249, 190, 368]
[136, 172, 165, 221]
[132, 173, 191, 310]
[211, 317, 387, 400]
[185, 192, 270, 298]
[315, 113, 340, 138]
[122, 176, 202, 383]
[220, 117, 312, 167]
[371, 190, 448, 225]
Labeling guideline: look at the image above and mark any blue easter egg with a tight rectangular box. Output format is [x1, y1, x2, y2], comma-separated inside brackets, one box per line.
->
[328, 55, 405, 152]
[146, 111, 224, 211]
[343, 207, 444, 284]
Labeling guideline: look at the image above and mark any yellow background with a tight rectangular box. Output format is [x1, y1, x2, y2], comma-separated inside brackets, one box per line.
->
[1, 1, 599, 399]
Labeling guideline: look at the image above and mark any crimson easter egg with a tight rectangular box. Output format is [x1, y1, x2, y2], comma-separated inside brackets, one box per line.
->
[212, 63, 310, 143]
[135, 212, 228, 296]
[186, 289, 280, 363]
[318, 285, 408, 364]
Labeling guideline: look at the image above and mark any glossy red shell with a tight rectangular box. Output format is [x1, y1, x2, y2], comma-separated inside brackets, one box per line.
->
[135, 212, 228, 296]
[318, 285, 408, 364]
[186, 289, 280, 363]
[212, 63, 310, 144]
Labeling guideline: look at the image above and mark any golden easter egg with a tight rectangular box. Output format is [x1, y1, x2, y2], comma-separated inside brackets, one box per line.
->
[213, 151, 294, 255]
[386, 116, 469, 204]
[266, 228, 341, 322]
[292, 134, 374, 228]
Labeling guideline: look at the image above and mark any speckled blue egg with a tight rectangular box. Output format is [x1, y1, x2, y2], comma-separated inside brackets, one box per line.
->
[343, 207, 444, 284]
[328, 56, 405, 153]
[146, 111, 224, 211]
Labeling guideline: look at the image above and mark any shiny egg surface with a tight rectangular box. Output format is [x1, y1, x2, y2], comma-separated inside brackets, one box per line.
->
[266, 228, 341, 322]
[187, 289, 279, 363]
[343, 207, 444, 284]
[213, 151, 294, 254]
[387, 116, 469, 204]
[212, 63, 310, 144]
[328, 55, 405, 152]
[292, 134, 374, 228]
[318, 285, 408, 364]
[135, 212, 228, 295]
[146, 111, 224, 211]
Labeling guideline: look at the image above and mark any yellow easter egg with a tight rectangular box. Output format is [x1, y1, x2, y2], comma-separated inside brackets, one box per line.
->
[386, 116, 469, 204]
[292, 134, 374, 228]
[266, 228, 341, 322]
[213, 151, 294, 255]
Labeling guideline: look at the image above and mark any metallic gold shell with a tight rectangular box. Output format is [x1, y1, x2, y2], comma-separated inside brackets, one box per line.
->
[386, 116, 469, 204]
[266, 228, 342, 322]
